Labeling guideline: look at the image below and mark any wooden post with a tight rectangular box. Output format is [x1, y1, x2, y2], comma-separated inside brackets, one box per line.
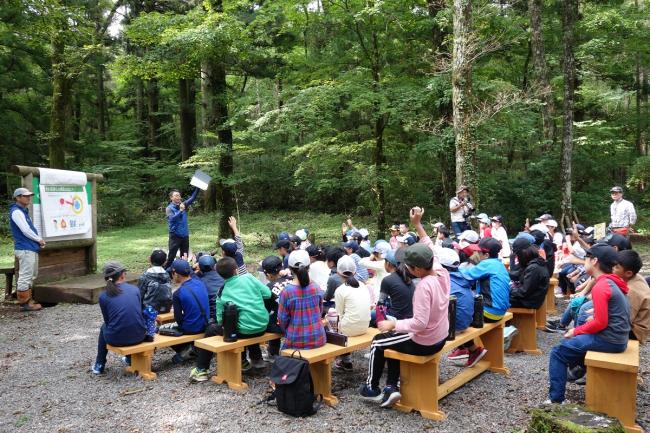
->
[546, 278, 558, 314]
[125, 351, 157, 380]
[535, 302, 547, 330]
[480, 320, 510, 375]
[393, 360, 445, 420]
[309, 360, 338, 405]
[507, 309, 542, 355]
[213, 347, 248, 391]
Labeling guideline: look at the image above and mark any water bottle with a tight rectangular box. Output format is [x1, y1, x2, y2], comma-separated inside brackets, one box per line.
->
[222, 302, 239, 342]
[447, 295, 457, 341]
[326, 308, 339, 332]
[471, 294, 484, 328]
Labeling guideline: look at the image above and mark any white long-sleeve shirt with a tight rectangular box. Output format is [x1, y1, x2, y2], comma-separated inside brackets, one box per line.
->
[610, 198, 637, 228]
[11, 209, 42, 242]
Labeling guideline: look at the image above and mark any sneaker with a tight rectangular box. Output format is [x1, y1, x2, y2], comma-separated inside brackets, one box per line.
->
[448, 348, 470, 361]
[121, 356, 131, 366]
[466, 347, 488, 368]
[241, 358, 252, 372]
[189, 367, 209, 383]
[334, 359, 353, 371]
[252, 358, 266, 369]
[380, 385, 401, 408]
[359, 384, 383, 402]
[567, 365, 586, 382]
[503, 326, 519, 351]
[91, 362, 105, 375]
[545, 321, 567, 333]
[543, 399, 569, 405]
[363, 352, 371, 359]
[574, 375, 586, 386]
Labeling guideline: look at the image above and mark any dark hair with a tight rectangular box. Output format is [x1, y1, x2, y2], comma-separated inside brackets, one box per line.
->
[395, 264, 413, 285]
[325, 247, 346, 266]
[105, 271, 125, 297]
[169, 189, 180, 198]
[290, 264, 311, 288]
[150, 250, 167, 266]
[216, 257, 238, 279]
[438, 227, 450, 238]
[517, 244, 540, 269]
[617, 250, 642, 275]
[342, 272, 360, 288]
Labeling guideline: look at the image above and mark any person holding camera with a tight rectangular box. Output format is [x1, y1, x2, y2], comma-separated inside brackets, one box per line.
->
[449, 185, 474, 239]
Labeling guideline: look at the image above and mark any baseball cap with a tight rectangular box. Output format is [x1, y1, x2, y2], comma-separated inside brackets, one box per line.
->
[571, 244, 586, 260]
[219, 239, 238, 255]
[515, 232, 536, 244]
[585, 243, 619, 268]
[512, 237, 532, 255]
[288, 249, 310, 268]
[404, 243, 434, 269]
[198, 255, 217, 272]
[306, 245, 321, 257]
[438, 248, 460, 269]
[610, 186, 623, 193]
[546, 219, 558, 228]
[359, 228, 369, 239]
[337, 255, 357, 276]
[261, 256, 283, 274]
[278, 231, 290, 241]
[103, 261, 126, 279]
[456, 185, 469, 194]
[491, 215, 504, 224]
[459, 230, 479, 244]
[529, 223, 549, 234]
[373, 241, 391, 258]
[295, 229, 308, 241]
[385, 250, 398, 266]
[343, 240, 359, 252]
[274, 239, 291, 250]
[389, 224, 399, 231]
[405, 236, 416, 246]
[289, 235, 301, 244]
[150, 249, 167, 266]
[475, 213, 490, 224]
[479, 237, 502, 256]
[535, 213, 553, 222]
[432, 222, 445, 229]
[529, 229, 546, 245]
[13, 187, 34, 198]
[170, 259, 192, 276]
[605, 234, 631, 251]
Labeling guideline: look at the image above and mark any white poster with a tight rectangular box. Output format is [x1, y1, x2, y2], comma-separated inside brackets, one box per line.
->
[39, 184, 91, 237]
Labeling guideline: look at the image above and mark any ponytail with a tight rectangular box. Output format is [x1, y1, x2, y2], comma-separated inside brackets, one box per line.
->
[105, 271, 124, 297]
[292, 264, 311, 288]
[395, 264, 412, 286]
[345, 274, 359, 288]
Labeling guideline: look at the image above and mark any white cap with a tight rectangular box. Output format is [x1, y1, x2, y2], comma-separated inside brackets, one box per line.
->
[359, 228, 369, 238]
[458, 230, 479, 244]
[396, 235, 409, 243]
[295, 229, 308, 241]
[13, 188, 34, 198]
[219, 238, 236, 246]
[373, 241, 391, 258]
[288, 250, 310, 268]
[572, 244, 586, 260]
[337, 255, 357, 276]
[438, 248, 460, 268]
[546, 219, 558, 228]
[530, 223, 549, 234]
[432, 222, 445, 229]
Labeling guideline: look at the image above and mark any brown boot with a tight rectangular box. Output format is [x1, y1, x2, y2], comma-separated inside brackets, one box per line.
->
[17, 289, 42, 312]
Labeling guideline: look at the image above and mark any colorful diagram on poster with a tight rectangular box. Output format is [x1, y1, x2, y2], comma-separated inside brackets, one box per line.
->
[39, 185, 91, 237]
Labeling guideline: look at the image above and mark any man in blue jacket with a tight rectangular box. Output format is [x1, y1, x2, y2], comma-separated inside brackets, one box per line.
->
[9, 188, 45, 311]
[164, 187, 199, 268]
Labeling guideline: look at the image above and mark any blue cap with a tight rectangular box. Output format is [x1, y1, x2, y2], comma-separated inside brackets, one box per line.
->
[170, 259, 192, 276]
[343, 240, 359, 252]
[278, 232, 290, 241]
[198, 255, 216, 272]
[220, 239, 238, 255]
[405, 236, 416, 246]
[385, 250, 398, 266]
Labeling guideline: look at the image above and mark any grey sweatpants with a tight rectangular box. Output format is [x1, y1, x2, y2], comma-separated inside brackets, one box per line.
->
[15, 250, 38, 292]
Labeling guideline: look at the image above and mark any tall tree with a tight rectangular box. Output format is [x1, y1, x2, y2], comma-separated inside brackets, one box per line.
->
[179, 78, 196, 161]
[49, 2, 70, 168]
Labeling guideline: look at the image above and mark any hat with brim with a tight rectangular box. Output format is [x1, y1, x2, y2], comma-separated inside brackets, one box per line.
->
[404, 244, 433, 269]
[385, 250, 398, 266]
[456, 185, 469, 194]
[103, 261, 126, 279]
[13, 188, 34, 198]
[585, 243, 618, 268]
[274, 239, 291, 250]
[534, 213, 553, 222]
[610, 186, 623, 193]
[170, 259, 191, 276]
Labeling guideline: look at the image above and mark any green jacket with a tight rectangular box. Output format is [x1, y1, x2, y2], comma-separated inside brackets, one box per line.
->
[216, 273, 271, 335]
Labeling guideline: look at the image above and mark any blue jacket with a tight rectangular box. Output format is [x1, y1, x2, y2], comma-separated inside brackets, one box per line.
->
[99, 283, 147, 346]
[173, 277, 210, 334]
[166, 188, 198, 237]
[449, 271, 474, 332]
[198, 270, 225, 322]
[9, 204, 40, 252]
[461, 258, 510, 318]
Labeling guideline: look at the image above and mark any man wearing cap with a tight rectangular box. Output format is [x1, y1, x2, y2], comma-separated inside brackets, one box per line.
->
[164, 187, 200, 268]
[9, 188, 44, 311]
[609, 186, 636, 236]
[547, 243, 630, 404]
[449, 185, 474, 239]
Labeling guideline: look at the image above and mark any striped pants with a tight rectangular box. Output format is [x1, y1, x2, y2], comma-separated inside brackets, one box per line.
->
[366, 332, 445, 389]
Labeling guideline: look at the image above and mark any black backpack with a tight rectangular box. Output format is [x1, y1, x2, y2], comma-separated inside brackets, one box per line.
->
[267, 352, 321, 417]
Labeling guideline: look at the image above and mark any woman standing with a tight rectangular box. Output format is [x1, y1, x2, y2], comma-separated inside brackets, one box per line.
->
[490, 215, 511, 260]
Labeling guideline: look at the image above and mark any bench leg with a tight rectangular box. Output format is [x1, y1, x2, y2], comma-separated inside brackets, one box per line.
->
[309, 360, 338, 406]
[479, 326, 510, 375]
[546, 280, 558, 314]
[535, 303, 546, 330]
[213, 348, 248, 392]
[125, 351, 156, 380]
[586, 366, 641, 433]
[507, 313, 542, 355]
[394, 361, 445, 420]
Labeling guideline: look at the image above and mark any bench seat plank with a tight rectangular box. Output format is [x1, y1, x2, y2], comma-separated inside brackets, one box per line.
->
[585, 340, 639, 373]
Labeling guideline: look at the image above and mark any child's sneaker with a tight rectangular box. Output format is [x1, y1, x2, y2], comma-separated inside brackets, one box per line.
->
[241, 358, 252, 372]
[448, 348, 470, 365]
[91, 362, 105, 375]
[466, 347, 488, 368]
[503, 326, 519, 351]
[189, 367, 209, 383]
[545, 320, 567, 333]
[252, 358, 266, 369]
[121, 356, 131, 366]
[358, 384, 383, 402]
[380, 385, 401, 408]
[334, 359, 353, 371]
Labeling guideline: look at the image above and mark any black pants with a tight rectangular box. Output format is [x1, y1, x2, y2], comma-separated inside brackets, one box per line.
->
[196, 324, 264, 370]
[165, 234, 190, 268]
[366, 332, 446, 389]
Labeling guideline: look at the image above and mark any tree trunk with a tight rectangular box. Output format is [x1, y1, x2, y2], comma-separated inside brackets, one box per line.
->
[179, 78, 196, 161]
[452, 0, 475, 192]
[135, 77, 148, 156]
[97, 63, 107, 139]
[560, 0, 577, 228]
[49, 32, 68, 169]
[72, 93, 81, 142]
[147, 78, 160, 157]
[374, 113, 386, 240]
[529, 0, 556, 146]
[427, 0, 446, 51]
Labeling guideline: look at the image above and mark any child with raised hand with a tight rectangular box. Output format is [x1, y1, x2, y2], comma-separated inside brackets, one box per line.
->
[219, 216, 247, 275]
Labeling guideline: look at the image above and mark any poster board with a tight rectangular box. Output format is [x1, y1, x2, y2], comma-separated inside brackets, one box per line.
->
[594, 222, 607, 241]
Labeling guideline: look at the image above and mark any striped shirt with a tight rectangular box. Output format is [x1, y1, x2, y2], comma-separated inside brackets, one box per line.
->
[278, 282, 326, 350]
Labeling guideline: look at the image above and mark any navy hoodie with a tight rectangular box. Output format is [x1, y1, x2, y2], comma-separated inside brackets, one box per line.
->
[99, 283, 147, 346]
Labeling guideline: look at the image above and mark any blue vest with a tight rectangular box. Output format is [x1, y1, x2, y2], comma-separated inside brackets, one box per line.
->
[9, 204, 40, 252]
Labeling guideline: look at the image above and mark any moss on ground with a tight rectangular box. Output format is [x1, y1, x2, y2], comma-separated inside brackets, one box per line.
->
[529, 405, 625, 433]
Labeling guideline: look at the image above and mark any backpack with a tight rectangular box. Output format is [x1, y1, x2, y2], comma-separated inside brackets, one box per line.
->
[267, 352, 321, 417]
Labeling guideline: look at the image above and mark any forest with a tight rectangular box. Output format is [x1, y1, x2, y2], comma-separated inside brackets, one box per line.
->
[1, 0, 648, 238]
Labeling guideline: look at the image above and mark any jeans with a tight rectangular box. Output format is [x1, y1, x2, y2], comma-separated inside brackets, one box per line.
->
[548, 333, 627, 402]
[451, 222, 470, 239]
[558, 264, 576, 295]
[165, 234, 190, 268]
[366, 332, 446, 389]
[15, 250, 38, 292]
[575, 301, 593, 327]
[95, 325, 109, 365]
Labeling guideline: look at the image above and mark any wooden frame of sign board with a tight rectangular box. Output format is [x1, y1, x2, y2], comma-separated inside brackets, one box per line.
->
[11, 165, 104, 303]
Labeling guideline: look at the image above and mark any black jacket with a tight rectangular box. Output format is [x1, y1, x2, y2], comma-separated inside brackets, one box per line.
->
[138, 267, 173, 313]
[509, 257, 549, 309]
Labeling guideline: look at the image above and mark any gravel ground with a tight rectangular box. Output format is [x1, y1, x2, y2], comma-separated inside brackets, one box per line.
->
[0, 300, 648, 433]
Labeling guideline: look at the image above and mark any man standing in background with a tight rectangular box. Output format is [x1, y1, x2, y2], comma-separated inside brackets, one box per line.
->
[164, 187, 199, 268]
[9, 188, 44, 311]
[449, 185, 474, 239]
[609, 186, 636, 236]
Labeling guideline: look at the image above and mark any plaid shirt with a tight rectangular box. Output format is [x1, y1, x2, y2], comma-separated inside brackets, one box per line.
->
[278, 282, 326, 350]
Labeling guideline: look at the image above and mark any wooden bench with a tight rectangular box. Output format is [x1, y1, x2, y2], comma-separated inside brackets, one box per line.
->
[507, 307, 542, 355]
[383, 312, 512, 420]
[1, 267, 15, 298]
[585, 340, 642, 433]
[156, 311, 175, 325]
[107, 333, 204, 380]
[280, 328, 380, 406]
[194, 332, 281, 391]
[546, 277, 558, 314]
[535, 299, 547, 330]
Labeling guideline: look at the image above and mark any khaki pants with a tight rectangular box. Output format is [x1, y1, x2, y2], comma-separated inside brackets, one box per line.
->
[15, 250, 38, 292]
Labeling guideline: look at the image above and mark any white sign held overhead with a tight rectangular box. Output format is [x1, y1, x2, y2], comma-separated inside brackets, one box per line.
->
[190, 169, 212, 191]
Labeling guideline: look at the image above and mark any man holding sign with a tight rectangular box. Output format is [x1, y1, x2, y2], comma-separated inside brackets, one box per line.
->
[164, 187, 200, 268]
[9, 188, 44, 311]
